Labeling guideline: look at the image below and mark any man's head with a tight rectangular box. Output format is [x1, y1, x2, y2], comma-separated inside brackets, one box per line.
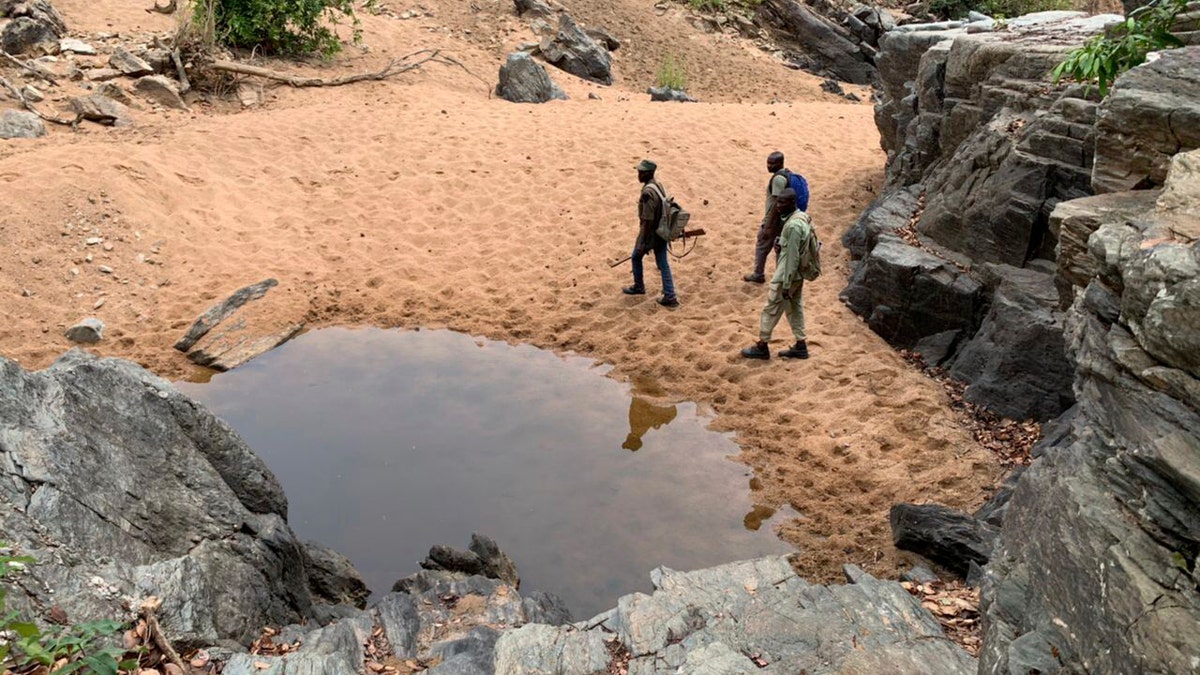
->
[636, 159, 657, 184]
[767, 151, 784, 174]
[778, 187, 797, 215]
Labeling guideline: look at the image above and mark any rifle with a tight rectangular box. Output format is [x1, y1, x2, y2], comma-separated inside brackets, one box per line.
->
[609, 228, 706, 267]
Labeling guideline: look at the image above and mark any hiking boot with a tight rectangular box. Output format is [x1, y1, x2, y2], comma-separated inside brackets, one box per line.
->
[622, 285, 646, 295]
[657, 296, 679, 308]
[741, 341, 770, 360]
[743, 273, 766, 284]
[780, 341, 809, 359]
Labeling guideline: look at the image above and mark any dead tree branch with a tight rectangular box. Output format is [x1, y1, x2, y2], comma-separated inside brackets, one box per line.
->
[146, 0, 177, 14]
[0, 77, 80, 126]
[171, 48, 191, 94]
[1, 50, 59, 85]
[139, 597, 187, 672]
[207, 49, 489, 94]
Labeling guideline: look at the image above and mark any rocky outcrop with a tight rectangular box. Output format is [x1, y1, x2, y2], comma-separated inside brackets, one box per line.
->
[0, 0, 66, 55]
[890, 504, 998, 578]
[756, 0, 877, 84]
[980, 149, 1200, 673]
[647, 86, 696, 102]
[538, 14, 612, 85]
[414, 533, 520, 588]
[0, 351, 362, 647]
[496, 51, 567, 103]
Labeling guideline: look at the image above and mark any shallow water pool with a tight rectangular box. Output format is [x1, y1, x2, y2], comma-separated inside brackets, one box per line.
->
[176, 327, 794, 618]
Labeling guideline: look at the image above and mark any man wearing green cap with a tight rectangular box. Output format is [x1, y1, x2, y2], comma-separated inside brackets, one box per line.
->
[623, 159, 679, 307]
[741, 187, 811, 360]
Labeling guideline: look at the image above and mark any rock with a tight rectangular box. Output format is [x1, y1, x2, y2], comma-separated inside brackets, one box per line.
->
[841, 185, 921, 259]
[69, 94, 134, 127]
[1093, 47, 1200, 193]
[1050, 189, 1161, 307]
[890, 503, 998, 577]
[494, 624, 611, 674]
[948, 266, 1075, 421]
[514, 0, 554, 19]
[756, 0, 876, 84]
[647, 86, 695, 102]
[303, 541, 369, 609]
[495, 51, 566, 103]
[236, 83, 261, 108]
[820, 78, 845, 95]
[138, 47, 174, 75]
[109, 47, 154, 76]
[840, 235, 983, 348]
[85, 68, 122, 82]
[64, 317, 104, 343]
[134, 74, 188, 110]
[901, 565, 939, 584]
[1, 16, 60, 54]
[174, 278, 278, 351]
[913, 329, 961, 366]
[0, 109, 46, 139]
[20, 84, 44, 102]
[417, 534, 519, 588]
[57, 37, 94, 54]
[538, 14, 612, 85]
[584, 26, 620, 51]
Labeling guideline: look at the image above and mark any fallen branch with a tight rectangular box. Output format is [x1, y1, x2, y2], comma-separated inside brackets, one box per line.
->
[146, 0, 177, 13]
[1, 50, 59, 85]
[171, 47, 190, 94]
[140, 597, 187, 673]
[0, 77, 80, 126]
[208, 48, 490, 93]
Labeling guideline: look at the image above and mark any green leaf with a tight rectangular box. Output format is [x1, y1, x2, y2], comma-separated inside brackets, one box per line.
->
[10, 620, 40, 639]
[82, 653, 120, 675]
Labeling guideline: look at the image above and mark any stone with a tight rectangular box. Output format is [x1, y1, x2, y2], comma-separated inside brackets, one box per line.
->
[901, 565, 939, 584]
[20, 85, 44, 102]
[175, 278, 302, 371]
[584, 26, 620, 52]
[85, 68, 122, 82]
[889, 503, 998, 578]
[236, 83, 261, 108]
[912, 329, 961, 366]
[841, 185, 921, 259]
[64, 317, 104, 343]
[174, 278, 278, 351]
[57, 37, 95, 54]
[538, 14, 612, 85]
[95, 82, 133, 105]
[840, 235, 983, 348]
[1093, 47, 1200, 193]
[494, 624, 611, 674]
[949, 266, 1075, 421]
[303, 541, 369, 609]
[134, 74, 188, 110]
[1050, 189, 1161, 307]
[0, 109, 46, 139]
[1, 16, 60, 54]
[69, 94, 134, 127]
[495, 51, 566, 103]
[646, 86, 696, 102]
[1155, 147, 1200, 239]
[109, 47, 154, 76]
[417, 534, 519, 588]
[514, 0, 554, 19]
[756, 0, 877, 84]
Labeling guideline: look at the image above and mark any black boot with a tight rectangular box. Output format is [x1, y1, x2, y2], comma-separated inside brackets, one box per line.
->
[741, 341, 770, 360]
[780, 340, 809, 359]
[622, 285, 646, 295]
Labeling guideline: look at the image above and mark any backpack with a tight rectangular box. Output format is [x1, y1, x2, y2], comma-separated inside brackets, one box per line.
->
[644, 182, 690, 242]
[778, 169, 810, 212]
[795, 212, 822, 281]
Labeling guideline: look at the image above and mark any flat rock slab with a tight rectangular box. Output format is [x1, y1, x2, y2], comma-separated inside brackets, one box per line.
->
[0, 109, 46, 139]
[175, 278, 278, 351]
[176, 278, 304, 371]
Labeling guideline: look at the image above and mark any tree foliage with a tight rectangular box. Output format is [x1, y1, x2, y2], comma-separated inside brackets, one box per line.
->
[195, 0, 365, 57]
[1052, 0, 1187, 97]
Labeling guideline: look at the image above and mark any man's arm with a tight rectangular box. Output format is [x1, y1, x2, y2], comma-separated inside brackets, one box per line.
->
[762, 174, 789, 228]
[637, 190, 659, 249]
[771, 219, 803, 286]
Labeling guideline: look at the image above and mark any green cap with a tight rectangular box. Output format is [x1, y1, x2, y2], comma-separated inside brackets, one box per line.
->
[636, 159, 657, 172]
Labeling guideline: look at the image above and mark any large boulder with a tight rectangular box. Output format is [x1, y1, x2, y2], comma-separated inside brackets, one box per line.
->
[756, 0, 877, 84]
[0, 351, 363, 647]
[840, 234, 983, 348]
[949, 265, 1075, 421]
[0, 0, 66, 54]
[496, 51, 567, 103]
[0, 109, 46, 139]
[1093, 47, 1200, 193]
[538, 14, 612, 85]
[890, 504, 998, 578]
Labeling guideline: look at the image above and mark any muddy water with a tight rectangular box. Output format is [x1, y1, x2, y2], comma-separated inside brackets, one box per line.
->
[176, 327, 795, 618]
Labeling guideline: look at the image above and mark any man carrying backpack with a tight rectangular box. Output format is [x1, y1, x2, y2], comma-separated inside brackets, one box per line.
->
[741, 188, 814, 360]
[623, 159, 679, 307]
[744, 151, 809, 284]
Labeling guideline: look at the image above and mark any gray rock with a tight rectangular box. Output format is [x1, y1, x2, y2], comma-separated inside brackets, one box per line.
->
[427, 626, 501, 675]
[69, 94, 134, 127]
[303, 540, 369, 609]
[175, 278, 278, 351]
[538, 14, 612, 85]
[64, 317, 104, 343]
[20, 84, 44, 102]
[901, 565, 939, 584]
[1093, 47, 1200, 193]
[913, 329, 961, 366]
[0, 109, 46, 139]
[756, 0, 876, 84]
[109, 47, 154, 76]
[949, 266, 1075, 421]
[85, 68, 122, 82]
[494, 624, 611, 674]
[418, 533, 519, 588]
[841, 184, 921, 259]
[646, 86, 695, 102]
[134, 74, 188, 110]
[840, 235, 983, 348]
[514, 0, 554, 19]
[496, 51, 566, 103]
[890, 503, 998, 577]
[1, 16, 60, 54]
[57, 37, 94, 54]
[521, 590, 573, 626]
[584, 26, 620, 52]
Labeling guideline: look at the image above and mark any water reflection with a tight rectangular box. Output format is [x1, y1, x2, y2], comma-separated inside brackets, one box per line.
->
[621, 397, 678, 452]
[176, 327, 795, 618]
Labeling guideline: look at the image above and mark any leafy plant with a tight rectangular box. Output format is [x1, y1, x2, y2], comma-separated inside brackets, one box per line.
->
[655, 54, 689, 91]
[193, 0, 366, 57]
[927, 0, 1070, 20]
[1051, 0, 1187, 97]
[688, 0, 726, 10]
[1, 547, 138, 674]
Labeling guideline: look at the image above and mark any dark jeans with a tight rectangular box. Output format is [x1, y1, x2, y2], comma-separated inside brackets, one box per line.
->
[752, 223, 781, 277]
[631, 241, 676, 299]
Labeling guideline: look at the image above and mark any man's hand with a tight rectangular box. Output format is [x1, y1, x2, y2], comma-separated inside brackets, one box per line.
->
[782, 288, 792, 300]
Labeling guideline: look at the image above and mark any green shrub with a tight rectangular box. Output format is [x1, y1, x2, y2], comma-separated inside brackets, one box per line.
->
[195, 0, 365, 57]
[1052, 0, 1187, 97]
[655, 54, 688, 90]
[928, 0, 1070, 20]
[1, 547, 138, 674]
[689, 0, 727, 10]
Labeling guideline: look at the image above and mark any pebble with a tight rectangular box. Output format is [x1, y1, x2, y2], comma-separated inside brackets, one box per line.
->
[93, 298, 105, 309]
[98, 265, 114, 274]
[85, 237, 103, 245]
[102, 243, 114, 251]
[22, 288, 34, 297]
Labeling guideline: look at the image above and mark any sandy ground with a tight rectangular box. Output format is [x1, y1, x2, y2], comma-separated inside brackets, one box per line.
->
[0, 0, 1000, 581]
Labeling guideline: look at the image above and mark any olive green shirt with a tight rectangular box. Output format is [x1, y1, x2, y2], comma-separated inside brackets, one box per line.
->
[772, 209, 814, 287]
[762, 172, 789, 227]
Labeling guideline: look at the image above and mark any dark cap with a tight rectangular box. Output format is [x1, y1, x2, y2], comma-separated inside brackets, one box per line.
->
[636, 159, 657, 172]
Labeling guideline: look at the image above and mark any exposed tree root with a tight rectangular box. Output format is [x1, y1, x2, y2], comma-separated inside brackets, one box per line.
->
[0, 76, 80, 126]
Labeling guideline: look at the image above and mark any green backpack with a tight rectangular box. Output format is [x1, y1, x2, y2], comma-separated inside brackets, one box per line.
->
[644, 182, 690, 241]
[796, 212, 822, 281]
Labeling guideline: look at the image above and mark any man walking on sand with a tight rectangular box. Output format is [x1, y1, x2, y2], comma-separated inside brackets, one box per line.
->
[744, 151, 808, 284]
[623, 159, 679, 307]
[742, 188, 812, 360]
